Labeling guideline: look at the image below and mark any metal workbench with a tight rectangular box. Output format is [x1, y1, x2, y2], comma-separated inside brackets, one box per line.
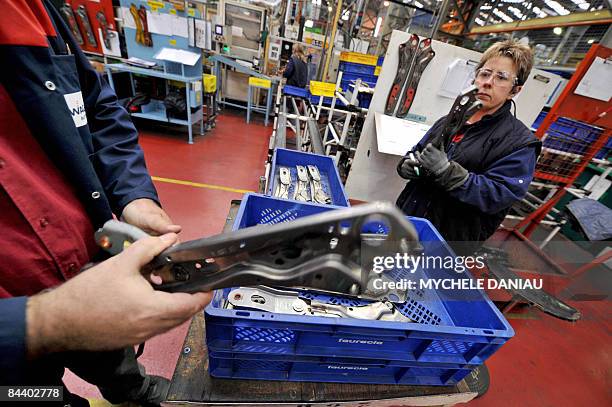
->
[105, 63, 204, 144]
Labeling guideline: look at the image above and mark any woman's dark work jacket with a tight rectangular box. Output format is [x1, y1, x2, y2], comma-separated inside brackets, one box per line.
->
[283, 55, 308, 88]
[396, 101, 541, 254]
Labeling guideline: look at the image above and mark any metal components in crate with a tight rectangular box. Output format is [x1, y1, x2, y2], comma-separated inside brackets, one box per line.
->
[225, 286, 413, 322]
[273, 165, 330, 203]
[272, 167, 291, 199]
[267, 149, 349, 206]
[307, 165, 331, 204]
[293, 166, 310, 201]
[272, 165, 330, 204]
[95, 201, 419, 300]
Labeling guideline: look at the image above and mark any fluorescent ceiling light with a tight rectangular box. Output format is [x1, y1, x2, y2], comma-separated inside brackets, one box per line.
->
[544, 0, 570, 15]
[569, 0, 590, 10]
[414, 1, 424, 7]
[532, 6, 548, 17]
[493, 9, 514, 23]
[542, 8, 557, 16]
[374, 16, 383, 37]
[507, 6, 523, 19]
[481, 5, 492, 10]
[475, 17, 485, 25]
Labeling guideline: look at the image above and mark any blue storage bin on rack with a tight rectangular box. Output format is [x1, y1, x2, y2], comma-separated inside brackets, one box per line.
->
[282, 85, 310, 99]
[338, 62, 377, 76]
[339, 72, 378, 90]
[532, 113, 610, 159]
[309, 94, 347, 107]
[266, 148, 349, 207]
[204, 193, 515, 385]
[337, 54, 382, 108]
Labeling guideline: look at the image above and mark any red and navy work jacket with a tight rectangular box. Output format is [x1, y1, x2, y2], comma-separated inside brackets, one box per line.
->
[0, 0, 159, 384]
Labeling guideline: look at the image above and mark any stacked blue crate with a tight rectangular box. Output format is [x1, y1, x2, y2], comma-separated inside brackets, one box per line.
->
[338, 62, 378, 90]
[266, 148, 349, 207]
[338, 59, 383, 108]
[204, 193, 515, 385]
[532, 113, 609, 159]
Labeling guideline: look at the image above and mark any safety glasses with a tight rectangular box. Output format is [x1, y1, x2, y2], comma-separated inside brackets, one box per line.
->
[475, 68, 518, 87]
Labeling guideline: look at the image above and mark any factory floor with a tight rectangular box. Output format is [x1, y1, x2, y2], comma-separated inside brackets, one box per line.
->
[63, 110, 610, 406]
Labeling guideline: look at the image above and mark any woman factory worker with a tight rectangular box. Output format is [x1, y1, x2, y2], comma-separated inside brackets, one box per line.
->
[396, 39, 541, 254]
[282, 43, 309, 88]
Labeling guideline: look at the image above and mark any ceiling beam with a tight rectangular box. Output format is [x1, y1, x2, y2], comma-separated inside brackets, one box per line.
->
[469, 9, 612, 35]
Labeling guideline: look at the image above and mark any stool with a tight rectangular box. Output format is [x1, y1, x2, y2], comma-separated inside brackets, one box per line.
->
[247, 77, 274, 126]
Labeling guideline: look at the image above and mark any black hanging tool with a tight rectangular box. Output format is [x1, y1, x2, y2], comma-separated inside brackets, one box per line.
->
[397, 85, 482, 175]
[60, 3, 84, 45]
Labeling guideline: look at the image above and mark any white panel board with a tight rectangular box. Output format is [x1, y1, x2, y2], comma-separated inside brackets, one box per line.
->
[514, 70, 563, 129]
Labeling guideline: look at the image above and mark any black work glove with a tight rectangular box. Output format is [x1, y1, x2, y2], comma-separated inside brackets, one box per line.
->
[397, 152, 421, 180]
[416, 143, 450, 176]
[416, 143, 469, 191]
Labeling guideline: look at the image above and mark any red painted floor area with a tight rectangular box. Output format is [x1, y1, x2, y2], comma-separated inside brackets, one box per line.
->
[64, 111, 611, 406]
[470, 300, 611, 407]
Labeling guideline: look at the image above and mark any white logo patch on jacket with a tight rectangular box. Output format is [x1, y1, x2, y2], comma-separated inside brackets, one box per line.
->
[64, 91, 88, 127]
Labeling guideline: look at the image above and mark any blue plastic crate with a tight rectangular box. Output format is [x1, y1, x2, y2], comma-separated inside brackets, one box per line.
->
[541, 117, 605, 156]
[340, 72, 378, 90]
[232, 193, 344, 230]
[341, 72, 377, 83]
[595, 137, 611, 160]
[309, 94, 346, 107]
[531, 110, 547, 130]
[209, 351, 477, 385]
[205, 208, 514, 375]
[266, 148, 349, 207]
[339, 61, 377, 76]
[340, 78, 377, 92]
[357, 93, 373, 109]
[377, 55, 385, 66]
[283, 85, 309, 98]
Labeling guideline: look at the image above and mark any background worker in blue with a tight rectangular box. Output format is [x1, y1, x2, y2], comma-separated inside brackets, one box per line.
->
[282, 43, 309, 88]
[396, 40, 541, 254]
[0, 1, 211, 406]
